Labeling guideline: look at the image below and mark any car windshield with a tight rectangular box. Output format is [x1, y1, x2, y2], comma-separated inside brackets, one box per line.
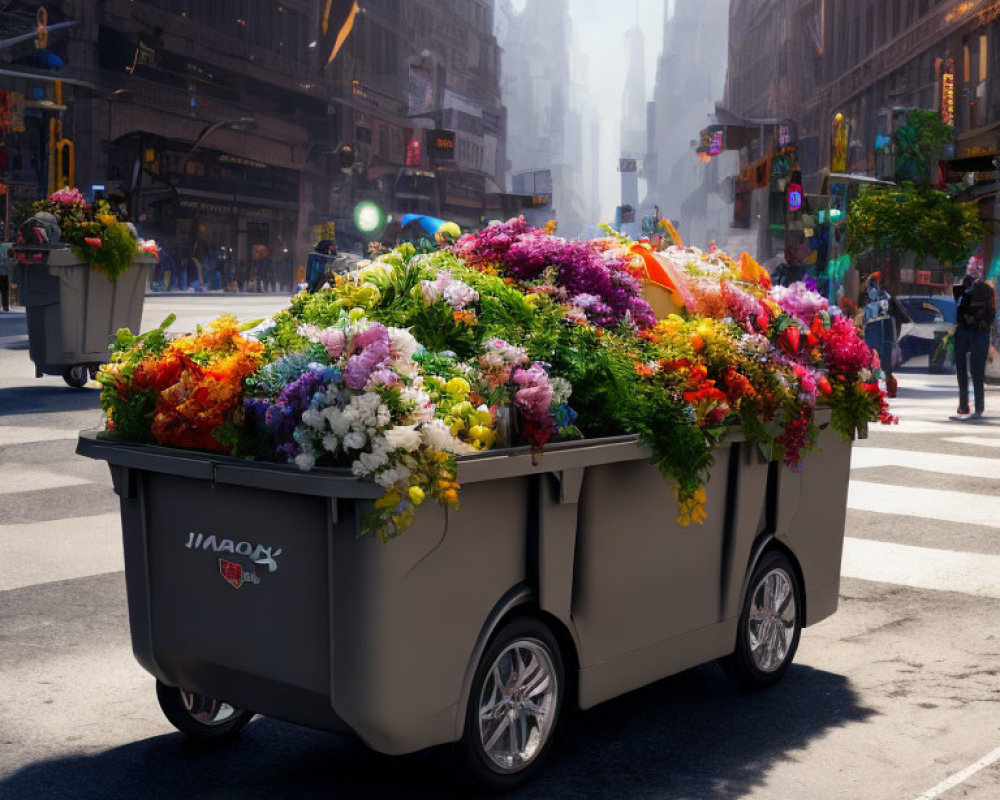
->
[900, 298, 955, 324]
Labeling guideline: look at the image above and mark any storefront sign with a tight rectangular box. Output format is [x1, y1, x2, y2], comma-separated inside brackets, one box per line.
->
[917, 270, 932, 285]
[978, 1, 1000, 25]
[739, 155, 772, 191]
[405, 139, 421, 167]
[430, 129, 455, 159]
[946, 1, 977, 23]
[708, 127, 724, 157]
[778, 124, 792, 148]
[941, 60, 955, 126]
[787, 182, 803, 212]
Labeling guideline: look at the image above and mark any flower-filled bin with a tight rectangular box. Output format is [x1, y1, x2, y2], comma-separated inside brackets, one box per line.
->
[20, 247, 155, 384]
[74, 220, 890, 789]
[16, 187, 157, 387]
[76, 411, 849, 761]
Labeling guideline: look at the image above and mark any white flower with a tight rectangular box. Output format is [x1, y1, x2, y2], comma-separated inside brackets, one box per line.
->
[383, 424, 422, 453]
[344, 431, 367, 451]
[444, 280, 479, 310]
[374, 465, 413, 488]
[422, 419, 476, 454]
[322, 433, 340, 453]
[296, 323, 322, 342]
[294, 452, 316, 471]
[550, 377, 573, 405]
[323, 407, 351, 437]
[301, 409, 324, 430]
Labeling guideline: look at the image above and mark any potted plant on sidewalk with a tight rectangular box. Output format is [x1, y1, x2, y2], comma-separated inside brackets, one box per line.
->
[15, 187, 158, 387]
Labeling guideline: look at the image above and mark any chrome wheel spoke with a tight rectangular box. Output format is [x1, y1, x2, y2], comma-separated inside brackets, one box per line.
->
[747, 568, 797, 673]
[478, 638, 559, 773]
[484, 714, 511, 753]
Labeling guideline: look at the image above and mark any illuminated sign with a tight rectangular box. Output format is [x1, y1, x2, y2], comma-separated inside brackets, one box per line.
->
[941, 65, 955, 126]
[405, 139, 421, 167]
[978, 1, 1000, 25]
[945, 1, 976, 23]
[778, 124, 792, 148]
[916, 270, 932, 285]
[430, 129, 455, 159]
[708, 128, 724, 156]
[787, 183, 803, 212]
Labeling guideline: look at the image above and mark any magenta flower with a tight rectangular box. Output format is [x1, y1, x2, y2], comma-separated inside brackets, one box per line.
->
[344, 323, 391, 389]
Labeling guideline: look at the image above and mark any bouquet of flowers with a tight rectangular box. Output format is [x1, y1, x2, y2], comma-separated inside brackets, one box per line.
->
[98, 218, 894, 540]
[31, 187, 152, 280]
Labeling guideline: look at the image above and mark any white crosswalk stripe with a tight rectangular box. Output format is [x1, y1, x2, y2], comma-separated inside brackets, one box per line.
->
[0, 426, 81, 446]
[0, 513, 123, 592]
[0, 464, 92, 494]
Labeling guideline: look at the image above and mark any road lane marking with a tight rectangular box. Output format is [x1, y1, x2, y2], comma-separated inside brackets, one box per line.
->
[842, 537, 1000, 599]
[848, 481, 1000, 529]
[943, 435, 1000, 448]
[912, 743, 1000, 799]
[0, 426, 79, 447]
[0, 513, 123, 592]
[851, 447, 1000, 480]
[0, 465, 91, 494]
[870, 419, 1000, 434]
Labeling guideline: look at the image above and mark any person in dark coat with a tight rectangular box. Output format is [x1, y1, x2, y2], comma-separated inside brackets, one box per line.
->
[952, 256, 997, 419]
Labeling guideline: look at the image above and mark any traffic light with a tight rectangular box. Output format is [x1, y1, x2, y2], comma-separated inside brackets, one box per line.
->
[354, 201, 384, 233]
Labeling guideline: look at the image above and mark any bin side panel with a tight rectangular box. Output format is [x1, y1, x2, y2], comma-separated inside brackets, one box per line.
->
[48, 260, 151, 363]
[775, 428, 852, 626]
[22, 265, 63, 370]
[572, 448, 731, 670]
[144, 474, 331, 701]
[331, 476, 529, 755]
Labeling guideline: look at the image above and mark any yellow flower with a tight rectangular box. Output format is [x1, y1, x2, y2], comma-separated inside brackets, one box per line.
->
[97, 213, 117, 227]
[472, 407, 494, 427]
[408, 486, 426, 505]
[468, 425, 496, 449]
[445, 377, 471, 398]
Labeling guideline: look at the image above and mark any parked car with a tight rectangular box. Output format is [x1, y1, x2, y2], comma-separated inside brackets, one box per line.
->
[896, 295, 956, 365]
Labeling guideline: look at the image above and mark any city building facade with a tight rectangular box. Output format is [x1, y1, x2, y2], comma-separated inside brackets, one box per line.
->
[0, 0, 507, 287]
[718, 0, 1000, 276]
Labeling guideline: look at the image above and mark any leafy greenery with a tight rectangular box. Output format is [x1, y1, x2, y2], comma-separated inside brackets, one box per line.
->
[846, 184, 984, 265]
[893, 109, 954, 185]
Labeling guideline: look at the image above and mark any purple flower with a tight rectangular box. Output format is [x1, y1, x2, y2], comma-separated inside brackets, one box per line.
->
[344, 323, 391, 389]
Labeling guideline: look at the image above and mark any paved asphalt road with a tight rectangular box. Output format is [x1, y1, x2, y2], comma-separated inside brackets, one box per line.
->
[0, 296, 999, 799]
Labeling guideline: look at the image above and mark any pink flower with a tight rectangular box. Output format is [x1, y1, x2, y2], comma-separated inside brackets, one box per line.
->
[344, 323, 391, 389]
[50, 187, 86, 206]
[319, 328, 346, 359]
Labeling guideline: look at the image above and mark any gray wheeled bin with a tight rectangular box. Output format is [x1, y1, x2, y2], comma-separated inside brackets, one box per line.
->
[76, 409, 852, 790]
[16, 246, 153, 387]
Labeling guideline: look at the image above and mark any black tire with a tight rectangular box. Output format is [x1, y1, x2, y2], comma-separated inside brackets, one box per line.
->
[720, 550, 803, 688]
[62, 364, 89, 389]
[449, 618, 565, 793]
[155, 680, 254, 740]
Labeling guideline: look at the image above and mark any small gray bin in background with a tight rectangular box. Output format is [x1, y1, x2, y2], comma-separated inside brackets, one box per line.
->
[77, 409, 852, 756]
[19, 248, 153, 379]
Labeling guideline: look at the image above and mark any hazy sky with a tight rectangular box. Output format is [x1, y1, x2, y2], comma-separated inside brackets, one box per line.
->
[509, 0, 669, 221]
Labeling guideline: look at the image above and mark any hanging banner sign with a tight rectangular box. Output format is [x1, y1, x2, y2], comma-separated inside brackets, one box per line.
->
[940, 59, 955, 125]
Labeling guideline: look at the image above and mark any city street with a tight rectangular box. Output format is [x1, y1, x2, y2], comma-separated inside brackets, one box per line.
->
[0, 296, 999, 800]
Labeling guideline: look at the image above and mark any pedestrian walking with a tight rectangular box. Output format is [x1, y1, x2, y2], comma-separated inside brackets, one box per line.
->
[952, 256, 997, 419]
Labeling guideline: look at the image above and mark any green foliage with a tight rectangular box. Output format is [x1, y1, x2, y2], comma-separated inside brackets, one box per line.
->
[846, 184, 984, 265]
[96, 315, 175, 443]
[893, 109, 954, 185]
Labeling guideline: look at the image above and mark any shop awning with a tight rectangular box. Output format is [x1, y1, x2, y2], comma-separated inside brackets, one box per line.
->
[945, 155, 998, 173]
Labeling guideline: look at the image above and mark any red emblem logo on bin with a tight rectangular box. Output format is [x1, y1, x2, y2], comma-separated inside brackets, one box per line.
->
[219, 559, 244, 589]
